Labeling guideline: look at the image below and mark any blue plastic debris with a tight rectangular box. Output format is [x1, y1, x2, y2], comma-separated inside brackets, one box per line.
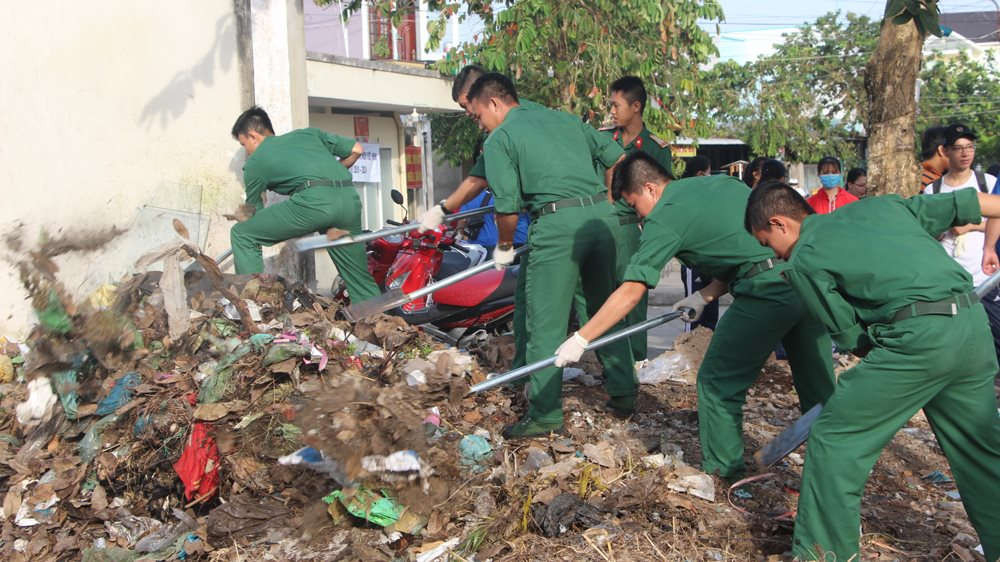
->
[458, 435, 493, 472]
[922, 470, 953, 485]
[96, 372, 142, 415]
[277, 446, 352, 485]
[733, 489, 753, 500]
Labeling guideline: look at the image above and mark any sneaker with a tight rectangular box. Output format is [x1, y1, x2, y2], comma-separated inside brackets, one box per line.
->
[604, 394, 637, 418]
[501, 416, 564, 439]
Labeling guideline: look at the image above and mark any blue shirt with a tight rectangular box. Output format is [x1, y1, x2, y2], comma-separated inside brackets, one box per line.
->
[460, 190, 530, 248]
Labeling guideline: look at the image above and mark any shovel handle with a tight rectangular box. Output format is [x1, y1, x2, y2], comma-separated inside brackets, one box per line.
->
[468, 310, 685, 394]
[295, 205, 495, 251]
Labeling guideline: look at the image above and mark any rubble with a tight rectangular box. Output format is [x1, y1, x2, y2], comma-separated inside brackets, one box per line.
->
[0, 231, 988, 560]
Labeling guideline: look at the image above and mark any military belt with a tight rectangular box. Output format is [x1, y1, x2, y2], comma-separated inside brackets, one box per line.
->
[891, 291, 977, 323]
[294, 178, 353, 194]
[742, 257, 779, 280]
[619, 215, 641, 226]
[534, 191, 607, 218]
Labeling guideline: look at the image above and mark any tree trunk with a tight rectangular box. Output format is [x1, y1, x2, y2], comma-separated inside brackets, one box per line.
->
[865, 17, 925, 196]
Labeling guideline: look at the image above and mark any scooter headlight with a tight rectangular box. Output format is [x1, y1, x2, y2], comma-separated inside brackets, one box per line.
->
[388, 271, 410, 290]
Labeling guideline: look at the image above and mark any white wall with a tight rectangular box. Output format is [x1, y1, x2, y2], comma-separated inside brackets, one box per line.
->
[0, 1, 248, 337]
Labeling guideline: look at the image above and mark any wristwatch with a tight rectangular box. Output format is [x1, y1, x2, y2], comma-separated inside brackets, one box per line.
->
[497, 242, 513, 251]
[438, 200, 452, 214]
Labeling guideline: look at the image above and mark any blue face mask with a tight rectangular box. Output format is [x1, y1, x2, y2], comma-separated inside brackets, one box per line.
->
[819, 174, 841, 189]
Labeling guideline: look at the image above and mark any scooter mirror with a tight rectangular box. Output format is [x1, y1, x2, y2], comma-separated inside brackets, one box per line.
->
[390, 189, 405, 206]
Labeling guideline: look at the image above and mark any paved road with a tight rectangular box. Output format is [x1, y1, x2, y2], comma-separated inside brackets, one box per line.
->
[645, 260, 730, 358]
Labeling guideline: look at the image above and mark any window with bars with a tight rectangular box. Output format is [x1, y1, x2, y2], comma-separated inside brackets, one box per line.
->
[368, 1, 417, 61]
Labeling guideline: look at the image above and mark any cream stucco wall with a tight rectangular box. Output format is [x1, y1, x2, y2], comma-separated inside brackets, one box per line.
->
[0, 1, 248, 338]
[307, 111, 406, 291]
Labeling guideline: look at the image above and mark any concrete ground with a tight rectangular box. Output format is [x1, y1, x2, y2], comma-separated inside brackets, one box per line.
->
[645, 259, 731, 357]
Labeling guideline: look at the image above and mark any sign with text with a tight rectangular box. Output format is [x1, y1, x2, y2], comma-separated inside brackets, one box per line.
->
[350, 143, 381, 183]
[405, 145, 422, 189]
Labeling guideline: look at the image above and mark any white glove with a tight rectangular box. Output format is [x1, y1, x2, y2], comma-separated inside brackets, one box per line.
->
[555, 332, 588, 367]
[419, 203, 447, 232]
[673, 290, 708, 322]
[493, 245, 516, 270]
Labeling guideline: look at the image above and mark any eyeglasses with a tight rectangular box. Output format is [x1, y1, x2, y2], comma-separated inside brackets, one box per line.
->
[949, 143, 976, 154]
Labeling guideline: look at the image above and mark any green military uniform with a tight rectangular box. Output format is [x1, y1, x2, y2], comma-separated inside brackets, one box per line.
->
[483, 104, 635, 429]
[625, 175, 835, 478]
[781, 190, 1000, 562]
[468, 99, 545, 370]
[232, 128, 380, 303]
[586, 125, 674, 362]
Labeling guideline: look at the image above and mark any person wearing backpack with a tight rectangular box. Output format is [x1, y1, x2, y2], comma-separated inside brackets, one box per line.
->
[923, 124, 1000, 362]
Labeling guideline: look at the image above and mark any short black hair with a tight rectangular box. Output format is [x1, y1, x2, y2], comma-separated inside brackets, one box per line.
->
[231, 106, 274, 138]
[745, 156, 767, 188]
[817, 156, 841, 174]
[761, 159, 788, 182]
[452, 64, 486, 102]
[846, 167, 866, 184]
[610, 76, 647, 115]
[745, 181, 815, 233]
[921, 126, 948, 160]
[466, 72, 519, 105]
[681, 155, 711, 178]
[611, 151, 674, 200]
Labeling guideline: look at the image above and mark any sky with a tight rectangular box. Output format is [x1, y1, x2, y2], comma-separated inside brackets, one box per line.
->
[703, 0, 997, 33]
[703, 0, 999, 64]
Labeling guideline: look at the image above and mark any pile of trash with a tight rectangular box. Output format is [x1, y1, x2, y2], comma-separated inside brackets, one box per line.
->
[0, 229, 989, 561]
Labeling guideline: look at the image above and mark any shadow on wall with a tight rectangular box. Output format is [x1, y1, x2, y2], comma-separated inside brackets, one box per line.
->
[138, 14, 237, 129]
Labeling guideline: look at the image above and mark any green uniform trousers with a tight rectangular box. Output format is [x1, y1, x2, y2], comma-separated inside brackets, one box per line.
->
[698, 272, 834, 478]
[231, 187, 380, 303]
[792, 306, 1000, 562]
[523, 202, 636, 424]
[513, 252, 529, 369]
[570, 221, 647, 362]
[616, 221, 648, 362]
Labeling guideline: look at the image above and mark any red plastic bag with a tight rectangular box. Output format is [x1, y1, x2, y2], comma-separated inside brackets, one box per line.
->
[173, 422, 220, 501]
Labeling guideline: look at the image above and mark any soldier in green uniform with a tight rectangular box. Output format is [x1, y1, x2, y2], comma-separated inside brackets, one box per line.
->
[462, 73, 636, 437]
[555, 151, 835, 479]
[745, 183, 1000, 562]
[419, 65, 547, 369]
[585, 76, 674, 363]
[229, 107, 380, 303]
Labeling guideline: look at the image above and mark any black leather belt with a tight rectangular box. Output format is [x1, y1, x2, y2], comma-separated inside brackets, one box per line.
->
[294, 178, 352, 193]
[891, 291, 977, 323]
[742, 257, 779, 280]
[619, 215, 641, 225]
[534, 191, 606, 218]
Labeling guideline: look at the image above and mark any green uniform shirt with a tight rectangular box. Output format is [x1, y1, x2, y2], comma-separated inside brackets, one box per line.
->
[482, 105, 624, 214]
[469, 99, 546, 179]
[785, 190, 982, 352]
[600, 125, 673, 217]
[242, 128, 356, 210]
[624, 175, 773, 288]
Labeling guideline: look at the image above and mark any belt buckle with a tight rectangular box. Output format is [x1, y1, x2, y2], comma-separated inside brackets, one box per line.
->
[951, 302, 958, 315]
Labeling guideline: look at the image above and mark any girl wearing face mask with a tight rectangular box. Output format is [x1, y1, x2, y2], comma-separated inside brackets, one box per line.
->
[806, 156, 859, 214]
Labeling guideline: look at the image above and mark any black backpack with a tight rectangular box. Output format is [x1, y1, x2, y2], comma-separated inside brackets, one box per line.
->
[931, 170, 990, 194]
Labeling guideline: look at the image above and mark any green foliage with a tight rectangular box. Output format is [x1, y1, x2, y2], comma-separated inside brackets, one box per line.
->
[332, 1, 725, 168]
[884, 0, 941, 37]
[703, 12, 877, 167]
[919, 52, 1000, 165]
[431, 110, 482, 167]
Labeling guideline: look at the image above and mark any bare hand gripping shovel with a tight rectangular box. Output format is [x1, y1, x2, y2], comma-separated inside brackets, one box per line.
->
[755, 268, 1000, 468]
[347, 246, 530, 320]
[468, 309, 689, 394]
[294, 205, 495, 252]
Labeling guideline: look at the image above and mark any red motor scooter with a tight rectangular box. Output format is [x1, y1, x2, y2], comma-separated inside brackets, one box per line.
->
[341, 190, 519, 345]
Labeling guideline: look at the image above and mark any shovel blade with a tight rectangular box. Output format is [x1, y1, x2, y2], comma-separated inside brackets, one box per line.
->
[346, 288, 409, 320]
[754, 404, 823, 468]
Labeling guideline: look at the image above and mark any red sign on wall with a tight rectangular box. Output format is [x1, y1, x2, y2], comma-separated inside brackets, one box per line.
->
[353, 116, 369, 139]
[405, 145, 422, 189]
